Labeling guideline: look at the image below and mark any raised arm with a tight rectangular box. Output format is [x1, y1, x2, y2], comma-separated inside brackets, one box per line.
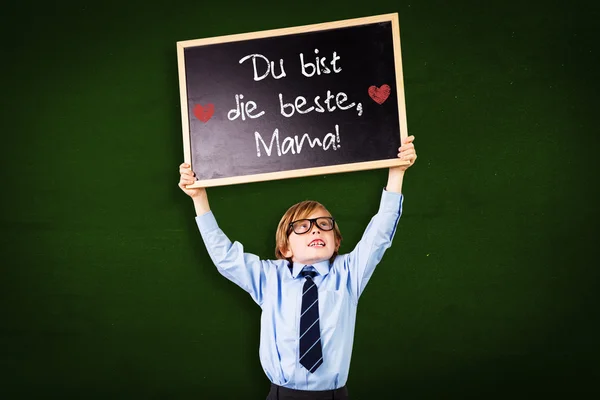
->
[386, 135, 417, 194]
[178, 163, 210, 216]
[178, 163, 268, 306]
[344, 136, 417, 300]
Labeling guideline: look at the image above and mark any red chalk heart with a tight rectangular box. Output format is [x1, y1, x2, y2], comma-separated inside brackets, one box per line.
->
[193, 104, 214, 122]
[368, 85, 391, 105]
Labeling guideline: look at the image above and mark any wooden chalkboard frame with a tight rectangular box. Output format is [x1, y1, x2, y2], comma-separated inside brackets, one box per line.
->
[177, 13, 409, 188]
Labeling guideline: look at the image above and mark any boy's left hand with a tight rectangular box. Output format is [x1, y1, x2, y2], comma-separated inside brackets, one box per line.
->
[392, 135, 417, 172]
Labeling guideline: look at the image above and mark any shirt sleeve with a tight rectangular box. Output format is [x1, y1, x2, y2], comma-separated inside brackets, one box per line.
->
[195, 211, 268, 306]
[343, 189, 403, 302]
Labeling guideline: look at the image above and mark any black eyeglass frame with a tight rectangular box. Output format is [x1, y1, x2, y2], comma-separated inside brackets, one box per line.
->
[288, 217, 336, 235]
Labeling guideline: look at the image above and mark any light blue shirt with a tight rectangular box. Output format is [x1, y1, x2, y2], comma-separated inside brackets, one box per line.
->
[195, 189, 403, 390]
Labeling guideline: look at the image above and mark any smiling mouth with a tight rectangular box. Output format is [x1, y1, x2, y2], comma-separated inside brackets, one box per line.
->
[309, 240, 325, 247]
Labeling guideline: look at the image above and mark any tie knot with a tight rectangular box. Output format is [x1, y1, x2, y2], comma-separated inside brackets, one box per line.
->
[301, 267, 317, 279]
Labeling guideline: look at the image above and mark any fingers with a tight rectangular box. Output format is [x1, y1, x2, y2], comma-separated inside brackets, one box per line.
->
[178, 162, 196, 186]
[179, 173, 195, 184]
[398, 151, 417, 162]
[398, 149, 416, 157]
[398, 143, 414, 151]
[179, 163, 195, 176]
[179, 177, 196, 187]
[397, 137, 415, 152]
[179, 162, 192, 173]
[397, 145, 415, 156]
[397, 148, 417, 165]
[397, 136, 416, 162]
[402, 135, 415, 144]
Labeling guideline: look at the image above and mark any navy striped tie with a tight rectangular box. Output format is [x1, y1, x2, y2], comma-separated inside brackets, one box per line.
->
[299, 267, 323, 373]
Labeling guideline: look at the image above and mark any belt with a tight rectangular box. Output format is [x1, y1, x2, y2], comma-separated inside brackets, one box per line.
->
[269, 383, 349, 400]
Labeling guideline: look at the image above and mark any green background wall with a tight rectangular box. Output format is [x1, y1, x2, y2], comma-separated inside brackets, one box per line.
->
[1, 0, 598, 398]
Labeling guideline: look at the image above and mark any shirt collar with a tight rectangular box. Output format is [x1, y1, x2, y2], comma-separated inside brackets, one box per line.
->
[291, 260, 330, 278]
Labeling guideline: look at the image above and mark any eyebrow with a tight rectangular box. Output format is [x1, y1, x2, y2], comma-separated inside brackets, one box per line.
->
[294, 214, 331, 220]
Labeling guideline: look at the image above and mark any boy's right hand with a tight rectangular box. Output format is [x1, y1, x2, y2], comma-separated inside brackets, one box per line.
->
[178, 163, 206, 199]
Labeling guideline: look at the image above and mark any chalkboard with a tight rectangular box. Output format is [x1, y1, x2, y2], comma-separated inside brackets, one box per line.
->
[177, 13, 409, 187]
[5, 2, 599, 398]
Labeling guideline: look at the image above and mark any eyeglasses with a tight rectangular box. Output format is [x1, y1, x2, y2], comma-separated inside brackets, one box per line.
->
[289, 217, 335, 235]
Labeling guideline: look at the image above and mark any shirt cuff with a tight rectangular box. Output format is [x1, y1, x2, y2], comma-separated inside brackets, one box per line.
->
[380, 188, 403, 214]
[195, 210, 220, 234]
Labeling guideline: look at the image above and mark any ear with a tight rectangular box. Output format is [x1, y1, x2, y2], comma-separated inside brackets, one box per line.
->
[335, 237, 341, 252]
[281, 246, 293, 258]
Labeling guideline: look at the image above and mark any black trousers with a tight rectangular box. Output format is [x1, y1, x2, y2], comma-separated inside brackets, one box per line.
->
[266, 384, 349, 400]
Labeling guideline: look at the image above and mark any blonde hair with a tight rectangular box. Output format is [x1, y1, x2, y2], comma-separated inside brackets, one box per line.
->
[275, 200, 343, 263]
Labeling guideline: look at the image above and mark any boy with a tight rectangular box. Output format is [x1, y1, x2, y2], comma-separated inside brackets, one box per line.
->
[178, 136, 417, 399]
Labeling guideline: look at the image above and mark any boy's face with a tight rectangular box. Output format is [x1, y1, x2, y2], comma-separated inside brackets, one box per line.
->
[282, 207, 338, 265]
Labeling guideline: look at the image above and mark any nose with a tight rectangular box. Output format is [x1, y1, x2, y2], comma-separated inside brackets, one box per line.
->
[310, 223, 321, 234]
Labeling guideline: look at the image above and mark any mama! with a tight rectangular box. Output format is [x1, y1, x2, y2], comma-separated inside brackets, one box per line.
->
[254, 125, 341, 157]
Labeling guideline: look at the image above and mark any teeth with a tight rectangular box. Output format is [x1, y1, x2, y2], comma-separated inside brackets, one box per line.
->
[309, 242, 325, 247]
